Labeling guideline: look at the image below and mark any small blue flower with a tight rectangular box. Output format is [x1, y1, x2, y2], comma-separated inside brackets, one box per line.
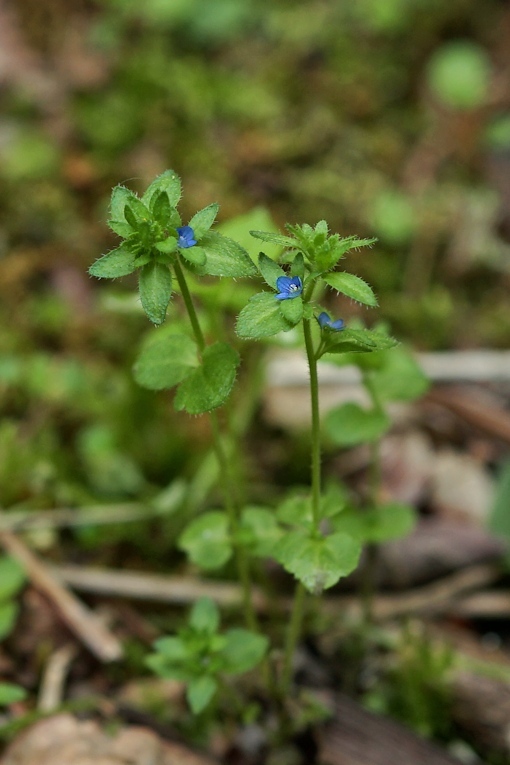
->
[176, 226, 197, 248]
[275, 275, 303, 300]
[317, 311, 345, 331]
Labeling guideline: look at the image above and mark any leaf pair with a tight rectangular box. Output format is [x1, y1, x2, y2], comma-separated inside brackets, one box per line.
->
[134, 331, 239, 414]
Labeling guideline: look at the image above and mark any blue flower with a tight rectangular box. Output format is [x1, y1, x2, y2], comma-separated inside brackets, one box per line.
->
[317, 311, 345, 331]
[176, 226, 197, 248]
[275, 276, 303, 300]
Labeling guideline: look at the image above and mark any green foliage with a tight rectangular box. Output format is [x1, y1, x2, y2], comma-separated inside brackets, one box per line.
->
[325, 403, 391, 446]
[236, 292, 293, 339]
[333, 503, 417, 543]
[322, 272, 378, 307]
[146, 597, 268, 713]
[0, 556, 26, 642]
[133, 332, 198, 390]
[174, 342, 240, 415]
[179, 511, 231, 569]
[426, 41, 492, 110]
[0, 683, 27, 706]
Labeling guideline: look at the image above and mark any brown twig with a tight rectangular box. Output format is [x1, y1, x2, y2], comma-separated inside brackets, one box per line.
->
[0, 530, 123, 662]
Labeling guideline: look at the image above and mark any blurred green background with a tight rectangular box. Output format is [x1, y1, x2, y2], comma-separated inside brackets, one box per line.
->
[1, 0, 509, 524]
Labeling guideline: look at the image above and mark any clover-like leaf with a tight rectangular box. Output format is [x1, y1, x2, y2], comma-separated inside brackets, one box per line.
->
[236, 292, 293, 339]
[276, 530, 361, 594]
[133, 332, 198, 390]
[89, 246, 136, 278]
[178, 511, 232, 569]
[323, 272, 378, 307]
[138, 262, 173, 325]
[174, 342, 239, 414]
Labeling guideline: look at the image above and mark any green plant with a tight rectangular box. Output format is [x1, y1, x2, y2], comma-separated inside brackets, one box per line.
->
[89, 169, 412, 719]
[0, 555, 25, 642]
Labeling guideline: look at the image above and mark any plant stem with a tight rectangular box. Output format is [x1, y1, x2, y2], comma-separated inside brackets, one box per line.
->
[303, 318, 322, 531]
[281, 317, 322, 695]
[281, 581, 306, 693]
[174, 257, 259, 635]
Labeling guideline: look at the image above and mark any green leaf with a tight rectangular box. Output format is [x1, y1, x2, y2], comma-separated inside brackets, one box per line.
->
[180, 245, 207, 267]
[276, 494, 312, 527]
[145, 653, 191, 681]
[174, 342, 239, 414]
[151, 636, 188, 662]
[178, 511, 232, 569]
[323, 272, 378, 307]
[138, 262, 173, 325]
[89, 246, 136, 279]
[238, 507, 283, 557]
[369, 347, 429, 402]
[279, 295, 303, 325]
[276, 530, 361, 594]
[133, 332, 198, 390]
[236, 292, 293, 339]
[0, 601, 18, 641]
[187, 676, 217, 714]
[155, 236, 177, 254]
[200, 231, 257, 277]
[124, 196, 151, 225]
[109, 185, 134, 223]
[222, 630, 269, 675]
[290, 252, 305, 280]
[189, 203, 219, 239]
[323, 328, 398, 354]
[142, 170, 182, 209]
[0, 556, 25, 601]
[258, 252, 285, 288]
[250, 230, 296, 248]
[108, 219, 132, 238]
[333, 503, 417, 543]
[0, 683, 27, 706]
[150, 190, 171, 224]
[190, 597, 220, 634]
[325, 403, 391, 446]
[218, 207, 282, 261]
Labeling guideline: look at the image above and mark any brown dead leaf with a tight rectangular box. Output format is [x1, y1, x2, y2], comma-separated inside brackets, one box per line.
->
[0, 714, 217, 765]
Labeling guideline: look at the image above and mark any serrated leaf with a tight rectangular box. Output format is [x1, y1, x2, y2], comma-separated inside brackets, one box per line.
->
[138, 262, 173, 325]
[187, 676, 217, 714]
[124, 196, 151, 224]
[178, 511, 232, 569]
[200, 231, 257, 277]
[236, 292, 293, 339]
[190, 597, 220, 634]
[323, 272, 378, 307]
[0, 557, 25, 601]
[279, 295, 303, 325]
[142, 170, 182, 209]
[189, 203, 219, 239]
[323, 328, 398, 354]
[108, 219, 132, 238]
[133, 333, 198, 390]
[222, 630, 269, 675]
[276, 530, 361, 594]
[109, 185, 134, 223]
[150, 190, 171, 224]
[325, 402, 391, 446]
[174, 342, 239, 414]
[250, 230, 296, 247]
[258, 252, 285, 288]
[89, 246, 136, 278]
